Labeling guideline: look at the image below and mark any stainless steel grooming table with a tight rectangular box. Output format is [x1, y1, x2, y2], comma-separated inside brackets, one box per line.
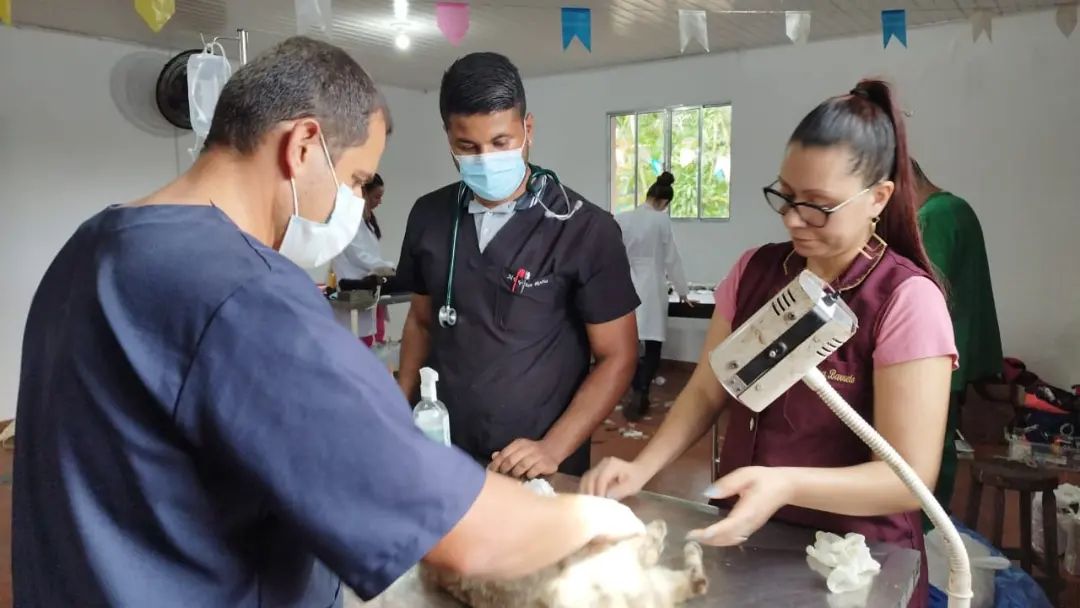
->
[351, 474, 919, 607]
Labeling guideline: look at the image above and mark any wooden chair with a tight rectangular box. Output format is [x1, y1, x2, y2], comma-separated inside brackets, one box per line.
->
[963, 458, 1063, 603]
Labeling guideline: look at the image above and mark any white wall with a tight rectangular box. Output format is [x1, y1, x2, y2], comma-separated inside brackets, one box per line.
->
[0, 26, 430, 420]
[513, 9, 1080, 384]
[0, 27, 186, 421]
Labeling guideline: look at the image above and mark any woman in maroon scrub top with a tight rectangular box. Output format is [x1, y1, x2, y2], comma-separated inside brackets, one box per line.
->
[581, 80, 956, 608]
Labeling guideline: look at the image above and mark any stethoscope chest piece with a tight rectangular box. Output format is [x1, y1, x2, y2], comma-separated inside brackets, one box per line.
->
[438, 305, 458, 328]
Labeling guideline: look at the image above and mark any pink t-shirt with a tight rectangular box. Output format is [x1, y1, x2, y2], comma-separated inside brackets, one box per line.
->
[715, 247, 958, 368]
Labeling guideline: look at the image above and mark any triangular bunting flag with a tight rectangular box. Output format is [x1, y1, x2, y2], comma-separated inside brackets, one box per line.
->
[561, 7, 591, 51]
[678, 9, 709, 53]
[135, 0, 175, 33]
[295, 0, 333, 36]
[436, 2, 469, 46]
[1058, 4, 1077, 38]
[1, 0, 11, 26]
[785, 11, 811, 45]
[971, 10, 992, 43]
[881, 9, 907, 48]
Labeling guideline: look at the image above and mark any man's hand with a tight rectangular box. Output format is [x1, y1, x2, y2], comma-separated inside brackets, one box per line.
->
[490, 439, 560, 479]
[678, 294, 694, 307]
[574, 494, 647, 543]
[424, 473, 645, 580]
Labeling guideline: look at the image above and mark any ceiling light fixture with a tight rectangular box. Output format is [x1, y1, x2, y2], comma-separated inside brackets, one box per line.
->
[391, 0, 411, 51]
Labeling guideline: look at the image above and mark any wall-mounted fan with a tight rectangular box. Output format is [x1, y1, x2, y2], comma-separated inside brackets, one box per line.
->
[155, 49, 202, 130]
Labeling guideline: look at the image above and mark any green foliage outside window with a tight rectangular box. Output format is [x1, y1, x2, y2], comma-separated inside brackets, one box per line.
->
[610, 105, 731, 220]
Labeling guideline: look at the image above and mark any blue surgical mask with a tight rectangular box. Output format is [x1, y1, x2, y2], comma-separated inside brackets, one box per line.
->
[455, 147, 528, 202]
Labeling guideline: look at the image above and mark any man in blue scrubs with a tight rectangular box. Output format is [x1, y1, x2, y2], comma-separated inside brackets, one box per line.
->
[396, 53, 640, 479]
[13, 37, 644, 608]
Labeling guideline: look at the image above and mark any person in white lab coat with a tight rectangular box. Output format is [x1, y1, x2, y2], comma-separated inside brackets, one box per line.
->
[332, 173, 395, 345]
[615, 172, 689, 421]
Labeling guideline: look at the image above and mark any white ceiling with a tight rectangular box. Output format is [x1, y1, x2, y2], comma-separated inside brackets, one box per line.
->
[13, 0, 1064, 90]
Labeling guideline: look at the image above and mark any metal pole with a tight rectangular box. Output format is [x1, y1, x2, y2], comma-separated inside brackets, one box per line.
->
[237, 28, 249, 65]
[711, 424, 720, 480]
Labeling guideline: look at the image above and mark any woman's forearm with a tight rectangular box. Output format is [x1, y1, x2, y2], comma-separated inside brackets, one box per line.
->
[635, 382, 725, 479]
[783, 357, 951, 517]
[631, 312, 733, 485]
[783, 461, 935, 516]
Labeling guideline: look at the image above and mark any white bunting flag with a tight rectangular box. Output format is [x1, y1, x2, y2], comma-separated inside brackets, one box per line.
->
[786, 11, 811, 45]
[678, 9, 709, 53]
[971, 10, 992, 43]
[1057, 4, 1077, 38]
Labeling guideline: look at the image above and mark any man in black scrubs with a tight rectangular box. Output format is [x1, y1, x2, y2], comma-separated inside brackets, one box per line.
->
[397, 53, 640, 478]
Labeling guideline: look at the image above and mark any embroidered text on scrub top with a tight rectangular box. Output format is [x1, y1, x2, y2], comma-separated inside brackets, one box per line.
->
[826, 369, 857, 384]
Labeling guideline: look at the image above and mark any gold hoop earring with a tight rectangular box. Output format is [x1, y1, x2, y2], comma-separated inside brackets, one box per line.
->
[860, 217, 887, 259]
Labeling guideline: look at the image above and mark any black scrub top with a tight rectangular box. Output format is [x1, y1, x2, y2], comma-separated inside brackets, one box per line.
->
[14, 205, 485, 607]
[396, 181, 640, 475]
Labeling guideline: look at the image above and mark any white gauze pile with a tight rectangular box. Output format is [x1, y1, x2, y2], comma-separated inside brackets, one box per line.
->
[805, 531, 881, 593]
[523, 478, 557, 496]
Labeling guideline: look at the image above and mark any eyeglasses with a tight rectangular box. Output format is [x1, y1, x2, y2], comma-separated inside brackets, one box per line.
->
[763, 181, 874, 228]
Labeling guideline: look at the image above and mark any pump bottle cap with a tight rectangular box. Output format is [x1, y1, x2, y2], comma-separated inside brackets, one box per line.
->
[419, 367, 439, 401]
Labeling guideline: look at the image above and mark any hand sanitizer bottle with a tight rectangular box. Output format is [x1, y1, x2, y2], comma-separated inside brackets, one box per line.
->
[413, 367, 450, 446]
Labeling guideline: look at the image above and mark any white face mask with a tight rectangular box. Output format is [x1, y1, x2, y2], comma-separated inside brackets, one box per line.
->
[278, 134, 366, 269]
[186, 42, 232, 151]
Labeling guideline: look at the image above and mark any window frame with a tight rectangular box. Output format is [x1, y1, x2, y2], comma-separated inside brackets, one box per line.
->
[606, 102, 733, 222]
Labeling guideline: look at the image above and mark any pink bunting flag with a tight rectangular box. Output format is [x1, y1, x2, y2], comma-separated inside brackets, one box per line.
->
[436, 2, 469, 46]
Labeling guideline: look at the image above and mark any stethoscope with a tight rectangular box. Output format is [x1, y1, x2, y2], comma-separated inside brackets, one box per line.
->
[438, 165, 583, 328]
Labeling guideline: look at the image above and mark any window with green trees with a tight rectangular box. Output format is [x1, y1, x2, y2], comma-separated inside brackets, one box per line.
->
[609, 104, 732, 220]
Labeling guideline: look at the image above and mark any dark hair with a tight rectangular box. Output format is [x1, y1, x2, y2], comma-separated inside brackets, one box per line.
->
[363, 173, 384, 194]
[911, 158, 929, 183]
[365, 214, 382, 240]
[362, 173, 384, 239]
[789, 79, 935, 279]
[439, 52, 526, 128]
[646, 171, 676, 202]
[205, 36, 392, 158]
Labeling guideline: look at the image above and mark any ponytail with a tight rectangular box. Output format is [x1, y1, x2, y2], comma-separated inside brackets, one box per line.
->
[790, 79, 936, 282]
[851, 80, 934, 280]
[366, 212, 382, 240]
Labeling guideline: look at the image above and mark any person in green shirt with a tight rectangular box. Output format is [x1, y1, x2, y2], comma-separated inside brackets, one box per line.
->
[913, 159, 1004, 519]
